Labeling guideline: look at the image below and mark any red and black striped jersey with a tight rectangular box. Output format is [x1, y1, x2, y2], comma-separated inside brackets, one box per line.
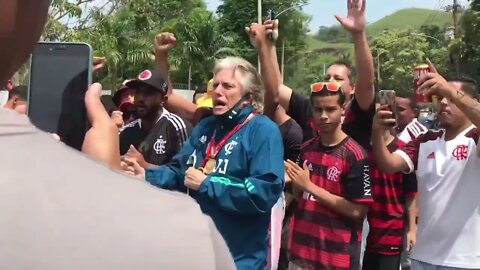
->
[366, 138, 417, 255]
[289, 136, 372, 270]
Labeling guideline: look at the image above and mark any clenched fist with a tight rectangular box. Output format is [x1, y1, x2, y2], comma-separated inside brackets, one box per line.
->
[154, 32, 177, 54]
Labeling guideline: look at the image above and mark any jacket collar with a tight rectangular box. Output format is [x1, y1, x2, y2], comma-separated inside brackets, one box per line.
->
[215, 105, 254, 131]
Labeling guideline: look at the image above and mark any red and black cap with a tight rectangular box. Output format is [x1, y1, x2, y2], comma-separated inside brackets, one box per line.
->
[113, 79, 135, 110]
[126, 69, 168, 95]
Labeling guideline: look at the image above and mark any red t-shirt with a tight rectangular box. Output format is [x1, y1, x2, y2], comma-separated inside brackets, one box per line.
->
[289, 136, 373, 270]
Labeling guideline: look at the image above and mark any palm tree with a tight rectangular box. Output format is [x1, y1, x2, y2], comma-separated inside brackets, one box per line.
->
[169, 10, 239, 83]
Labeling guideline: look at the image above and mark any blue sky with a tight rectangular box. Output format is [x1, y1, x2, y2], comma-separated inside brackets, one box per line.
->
[204, 0, 468, 32]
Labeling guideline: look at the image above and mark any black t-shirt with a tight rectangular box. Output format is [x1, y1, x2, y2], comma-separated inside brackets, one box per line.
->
[278, 118, 303, 162]
[288, 92, 375, 150]
[120, 110, 192, 166]
[278, 118, 303, 220]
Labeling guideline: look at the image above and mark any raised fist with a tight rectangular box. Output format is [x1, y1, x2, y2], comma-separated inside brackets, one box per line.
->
[154, 32, 177, 53]
[92, 56, 107, 78]
[245, 23, 267, 49]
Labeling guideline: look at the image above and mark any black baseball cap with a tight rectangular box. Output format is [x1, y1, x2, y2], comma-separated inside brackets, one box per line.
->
[126, 69, 168, 95]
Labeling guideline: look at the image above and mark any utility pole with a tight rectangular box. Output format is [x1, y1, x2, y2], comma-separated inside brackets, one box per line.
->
[452, 0, 461, 72]
[188, 65, 192, 90]
[453, 0, 459, 37]
[281, 39, 285, 82]
[257, 0, 262, 74]
[377, 56, 381, 83]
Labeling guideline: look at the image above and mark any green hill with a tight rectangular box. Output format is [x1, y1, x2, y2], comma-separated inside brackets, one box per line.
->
[307, 8, 454, 55]
[305, 36, 353, 51]
[366, 8, 453, 36]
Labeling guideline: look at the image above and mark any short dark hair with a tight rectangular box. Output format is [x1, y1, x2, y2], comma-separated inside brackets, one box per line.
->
[444, 72, 479, 100]
[327, 60, 356, 84]
[8, 85, 27, 101]
[193, 84, 208, 102]
[310, 87, 346, 105]
[395, 93, 417, 110]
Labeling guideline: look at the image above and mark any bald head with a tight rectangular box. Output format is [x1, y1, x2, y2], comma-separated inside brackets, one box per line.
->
[0, 0, 51, 85]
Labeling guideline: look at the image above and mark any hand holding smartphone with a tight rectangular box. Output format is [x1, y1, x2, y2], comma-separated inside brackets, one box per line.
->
[378, 90, 398, 127]
[267, 9, 276, 41]
[28, 42, 92, 150]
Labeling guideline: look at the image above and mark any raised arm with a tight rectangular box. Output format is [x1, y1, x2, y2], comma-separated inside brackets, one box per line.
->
[371, 106, 412, 173]
[246, 20, 296, 126]
[419, 60, 480, 134]
[154, 33, 175, 95]
[246, 21, 281, 119]
[335, 0, 375, 110]
[154, 32, 197, 122]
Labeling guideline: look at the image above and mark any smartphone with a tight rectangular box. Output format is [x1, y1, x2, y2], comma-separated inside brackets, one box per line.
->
[378, 90, 398, 126]
[267, 9, 276, 41]
[28, 42, 92, 150]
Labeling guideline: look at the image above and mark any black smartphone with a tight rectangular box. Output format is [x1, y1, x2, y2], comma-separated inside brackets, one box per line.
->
[378, 90, 398, 126]
[28, 42, 92, 150]
[267, 9, 276, 41]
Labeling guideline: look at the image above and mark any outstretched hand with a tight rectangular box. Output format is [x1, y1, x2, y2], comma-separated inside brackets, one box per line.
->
[335, 0, 367, 34]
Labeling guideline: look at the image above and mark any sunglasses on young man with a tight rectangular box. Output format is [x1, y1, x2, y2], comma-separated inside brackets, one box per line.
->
[310, 81, 343, 93]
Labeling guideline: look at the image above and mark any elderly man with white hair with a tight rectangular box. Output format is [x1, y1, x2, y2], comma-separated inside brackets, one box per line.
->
[124, 56, 285, 270]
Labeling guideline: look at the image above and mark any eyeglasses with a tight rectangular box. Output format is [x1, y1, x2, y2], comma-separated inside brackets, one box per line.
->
[310, 81, 343, 93]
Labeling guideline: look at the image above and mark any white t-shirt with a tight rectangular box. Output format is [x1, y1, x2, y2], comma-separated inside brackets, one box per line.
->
[397, 118, 428, 144]
[395, 125, 480, 268]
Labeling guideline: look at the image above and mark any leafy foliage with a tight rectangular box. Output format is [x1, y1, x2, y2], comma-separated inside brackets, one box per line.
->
[455, 0, 480, 81]
[216, 0, 312, 92]
[370, 28, 449, 96]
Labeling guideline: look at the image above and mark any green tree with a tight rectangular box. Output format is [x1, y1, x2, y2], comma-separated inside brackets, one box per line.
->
[370, 28, 449, 96]
[216, 0, 311, 88]
[419, 25, 446, 49]
[160, 9, 239, 86]
[63, 0, 209, 90]
[455, 0, 480, 80]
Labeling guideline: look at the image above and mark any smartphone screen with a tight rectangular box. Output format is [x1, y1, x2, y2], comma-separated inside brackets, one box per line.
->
[28, 42, 92, 150]
[378, 90, 398, 126]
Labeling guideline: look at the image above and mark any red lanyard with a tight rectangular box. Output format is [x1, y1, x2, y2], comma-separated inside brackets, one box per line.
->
[200, 113, 256, 168]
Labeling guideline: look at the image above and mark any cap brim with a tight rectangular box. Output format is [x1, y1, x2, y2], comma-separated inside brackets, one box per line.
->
[126, 80, 164, 93]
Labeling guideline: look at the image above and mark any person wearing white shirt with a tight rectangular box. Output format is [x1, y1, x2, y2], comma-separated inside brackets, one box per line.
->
[371, 66, 480, 270]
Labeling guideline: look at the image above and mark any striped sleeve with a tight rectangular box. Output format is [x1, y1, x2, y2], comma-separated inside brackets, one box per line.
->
[398, 119, 428, 144]
[164, 112, 192, 147]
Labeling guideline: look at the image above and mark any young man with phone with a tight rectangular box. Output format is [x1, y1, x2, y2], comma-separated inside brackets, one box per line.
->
[362, 100, 418, 270]
[0, 2, 235, 269]
[284, 81, 372, 270]
[120, 69, 192, 168]
[372, 65, 480, 270]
